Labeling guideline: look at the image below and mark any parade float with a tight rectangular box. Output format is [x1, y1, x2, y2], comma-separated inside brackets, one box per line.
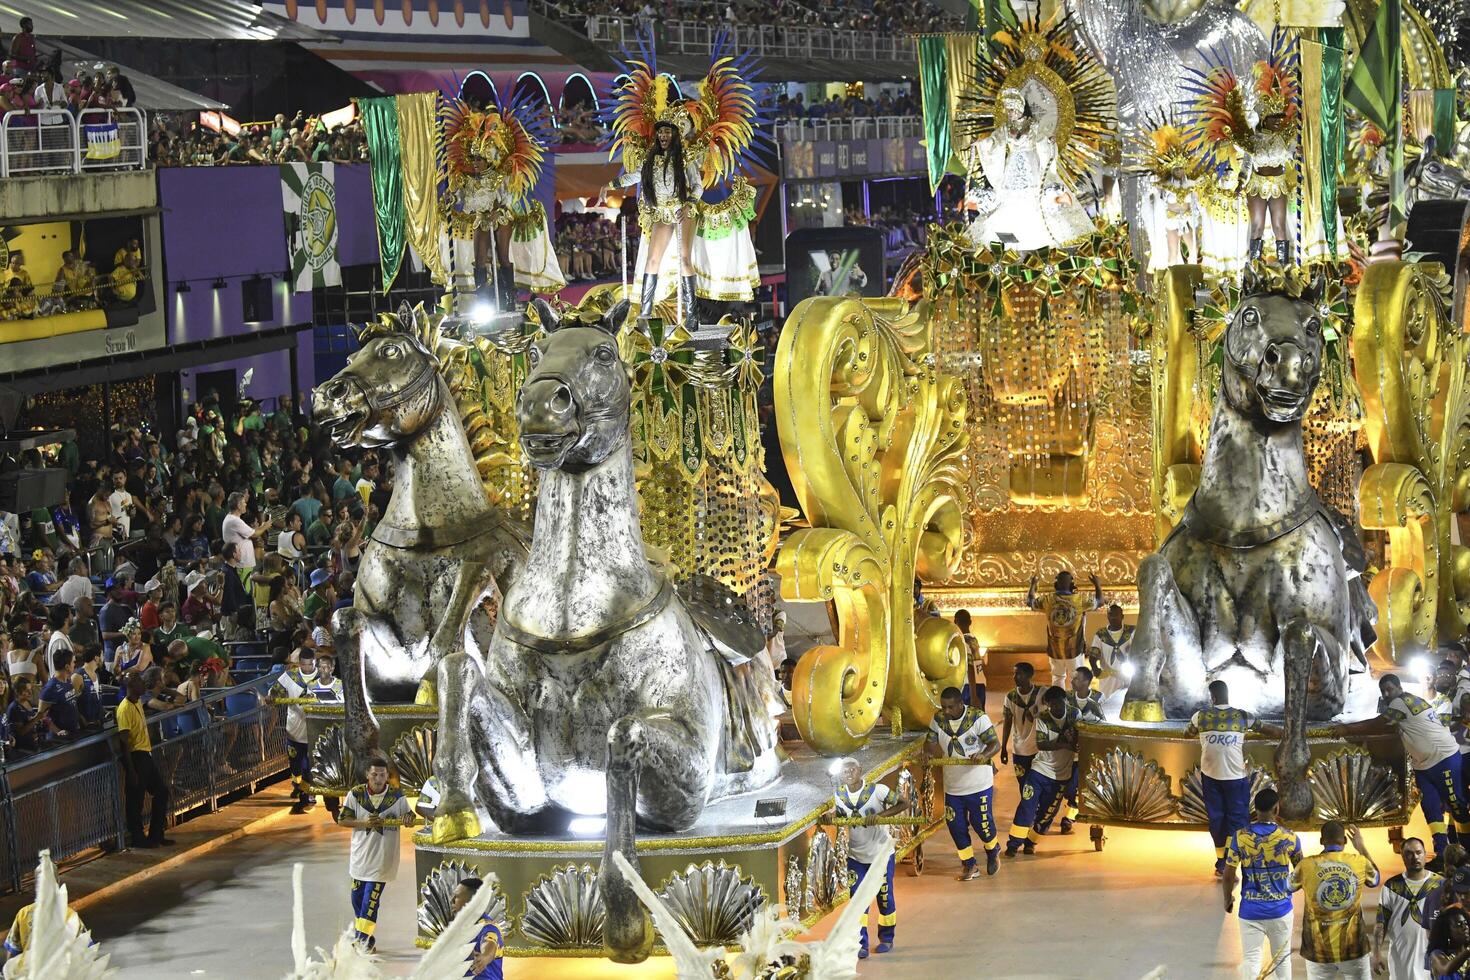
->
[287, 0, 1470, 966]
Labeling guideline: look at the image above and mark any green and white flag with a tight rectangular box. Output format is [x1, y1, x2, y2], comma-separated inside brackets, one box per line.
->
[281, 162, 341, 291]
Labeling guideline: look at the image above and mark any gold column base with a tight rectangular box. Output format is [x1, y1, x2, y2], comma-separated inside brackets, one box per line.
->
[431, 809, 481, 844]
[1119, 700, 1165, 723]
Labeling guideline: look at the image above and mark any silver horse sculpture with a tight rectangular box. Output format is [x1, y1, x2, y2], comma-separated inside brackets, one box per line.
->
[430, 299, 781, 963]
[313, 311, 529, 754]
[1065, 0, 1266, 263]
[1123, 270, 1376, 727]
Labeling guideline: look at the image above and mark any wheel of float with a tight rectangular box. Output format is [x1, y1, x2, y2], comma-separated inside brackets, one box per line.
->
[1090, 824, 1106, 852]
[910, 843, 924, 876]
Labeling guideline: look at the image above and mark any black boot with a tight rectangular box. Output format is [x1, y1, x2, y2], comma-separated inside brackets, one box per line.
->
[473, 264, 488, 291]
[1248, 238, 1263, 262]
[638, 274, 658, 321]
[1275, 240, 1291, 266]
[679, 274, 699, 331]
[497, 263, 516, 312]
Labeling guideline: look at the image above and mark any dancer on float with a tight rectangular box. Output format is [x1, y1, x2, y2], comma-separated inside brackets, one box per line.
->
[442, 90, 563, 310]
[602, 30, 763, 328]
[1183, 29, 1300, 265]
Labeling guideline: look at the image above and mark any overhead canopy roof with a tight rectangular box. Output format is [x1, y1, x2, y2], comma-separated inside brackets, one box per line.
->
[5, 0, 332, 42]
[48, 40, 227, 110]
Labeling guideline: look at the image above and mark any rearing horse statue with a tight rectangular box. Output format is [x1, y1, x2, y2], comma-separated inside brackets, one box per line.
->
[430, 300, 781, 963]
[313, 309, 529, 756]
[1123, 270, 1376, 729]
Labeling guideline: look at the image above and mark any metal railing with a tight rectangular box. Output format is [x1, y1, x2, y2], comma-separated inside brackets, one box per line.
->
[776, 116, 920, 142]
[0, 674, 287, 893]
[558, 10, 917, 63]
[1, 106, 146, 179]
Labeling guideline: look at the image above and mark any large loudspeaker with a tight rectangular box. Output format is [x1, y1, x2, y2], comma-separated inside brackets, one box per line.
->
[241, 277, 274, 323]
[0, 468, 68, 512]
[784, 227, 887, 311]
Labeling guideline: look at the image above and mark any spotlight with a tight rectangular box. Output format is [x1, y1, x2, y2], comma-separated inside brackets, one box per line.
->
[568, 816, 606, 837]
[1121, 661, 1136, 681]
[211, 277, 227, 290]
[468, 301, 495, 326]
[176, 281, 192, 294]
[1407, 655, 1433, 686]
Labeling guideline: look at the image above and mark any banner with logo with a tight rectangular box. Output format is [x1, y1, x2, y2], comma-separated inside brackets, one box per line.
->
[280, 162, 342, 291]
[84, 122, 121, 160]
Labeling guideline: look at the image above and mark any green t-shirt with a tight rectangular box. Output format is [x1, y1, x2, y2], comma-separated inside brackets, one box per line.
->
[306, 519, 334, 547]
[206, 504, 226, 540]
[181, 635, 224, 673]
[292, 496, 323, 526]
[153, 621, 191, 648]
[332, 477, 356, 501]
[302, 591, 327, 620]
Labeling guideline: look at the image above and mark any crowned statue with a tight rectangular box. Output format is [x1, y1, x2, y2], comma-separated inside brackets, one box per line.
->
[963, 82, 1096, 251]
[956, 21, 1116, 253]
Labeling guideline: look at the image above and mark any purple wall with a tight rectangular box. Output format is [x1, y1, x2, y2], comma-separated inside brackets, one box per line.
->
[159, 164, 378, 345]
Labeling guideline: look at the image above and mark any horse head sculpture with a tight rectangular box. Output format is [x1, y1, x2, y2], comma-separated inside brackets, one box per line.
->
[517, 298, 632, 472]
[428, 296, 781, 963]
[1219, 270, 1325, 427]
[313, 307, 529, 775]
[316, 326, 446, 451]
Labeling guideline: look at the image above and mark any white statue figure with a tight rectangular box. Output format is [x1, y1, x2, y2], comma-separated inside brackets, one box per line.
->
[963, 83, 1096, 251]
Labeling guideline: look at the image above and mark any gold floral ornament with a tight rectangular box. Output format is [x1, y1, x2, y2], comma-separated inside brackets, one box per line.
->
[625, 315, 699, 479]
[775, 297, 969, 752]
[1354, 260, 1470, 655]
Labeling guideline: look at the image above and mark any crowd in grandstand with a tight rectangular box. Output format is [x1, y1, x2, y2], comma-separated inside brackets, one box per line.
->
[1, 18, 136, 115]
[774, 87, 919, 120]
[846, 204, 931, 253]
[0, 393, 373, 766]
[1, 241, 144, 322]
[148, 112, 369, 167]
[557, 0, 963, 35]
[554, 210, 637, 282]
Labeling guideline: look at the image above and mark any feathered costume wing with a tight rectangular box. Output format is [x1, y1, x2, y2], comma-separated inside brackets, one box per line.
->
[1182, 28, 1299, 172]
[279, 857, 495, 980]
[441, 91, 548, 201]
[1180, 61, 1251, 172]
[3, 852, 112, 980]
[608, 28, 764, 191]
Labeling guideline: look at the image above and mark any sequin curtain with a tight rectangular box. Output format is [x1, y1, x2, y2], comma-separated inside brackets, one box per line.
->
[394, 92, 450, 287]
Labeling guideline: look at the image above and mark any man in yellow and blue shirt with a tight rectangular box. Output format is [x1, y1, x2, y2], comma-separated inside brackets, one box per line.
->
[1224, 787, 1303, 980]
[1291, 820, 1380, 978]
[925, 686, 1001, 881]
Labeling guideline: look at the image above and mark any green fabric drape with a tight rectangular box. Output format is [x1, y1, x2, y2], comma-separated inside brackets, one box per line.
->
[918, 36, 952, 194]
[359, 96, 408, 290]
[1344, 0, 1402, 229]
[1318, 28, 1345, 258]
[1434, 89, 1457, 151]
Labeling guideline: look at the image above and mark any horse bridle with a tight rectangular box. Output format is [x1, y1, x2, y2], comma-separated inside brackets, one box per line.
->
[359, 335, 440, 415]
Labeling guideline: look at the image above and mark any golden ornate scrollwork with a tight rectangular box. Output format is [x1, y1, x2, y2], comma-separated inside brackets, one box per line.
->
[775, 296, 969, 752]
[1353, 260, 1470, 653]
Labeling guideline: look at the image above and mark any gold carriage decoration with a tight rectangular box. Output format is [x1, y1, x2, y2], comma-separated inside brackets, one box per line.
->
[920, 221, 1157, 594]
[774, 295, 970, 751]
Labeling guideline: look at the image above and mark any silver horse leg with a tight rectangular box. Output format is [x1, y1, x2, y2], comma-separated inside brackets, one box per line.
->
[332, 606, 379, 770]
[1122, 553, 1204, 721]
[600, 708, 707, 963]
[1275, 618, 1317, 823]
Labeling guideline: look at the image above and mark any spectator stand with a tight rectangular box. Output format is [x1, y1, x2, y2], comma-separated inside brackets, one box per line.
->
[0, 673, 286, 895]
[0, 106, 146, 178]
